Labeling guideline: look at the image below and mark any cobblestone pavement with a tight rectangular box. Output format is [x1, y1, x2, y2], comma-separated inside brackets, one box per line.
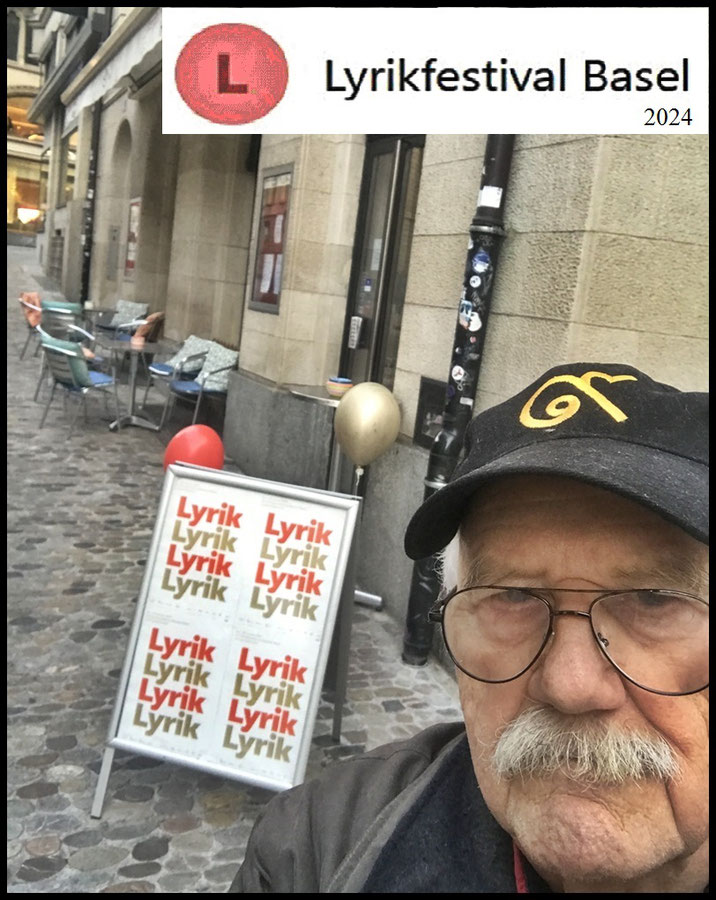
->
[7, 245, 461, 893]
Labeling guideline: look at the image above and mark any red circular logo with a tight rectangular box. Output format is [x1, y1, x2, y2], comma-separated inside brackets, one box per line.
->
[175, 23, 288, 125]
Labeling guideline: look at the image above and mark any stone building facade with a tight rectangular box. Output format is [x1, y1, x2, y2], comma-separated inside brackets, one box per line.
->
[25, 8, 709, 630]
[7, 8, 43, 246]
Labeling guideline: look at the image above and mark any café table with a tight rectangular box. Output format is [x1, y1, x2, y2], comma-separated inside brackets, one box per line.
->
[100, 337, 164, 432]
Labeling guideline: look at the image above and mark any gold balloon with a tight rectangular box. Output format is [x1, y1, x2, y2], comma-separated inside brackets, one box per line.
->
[334, 382, 401, 467]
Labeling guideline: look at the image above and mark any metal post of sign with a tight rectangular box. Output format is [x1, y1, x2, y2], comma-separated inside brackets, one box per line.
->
[329, 527, 359, 741]
[90, 746, 115, 819]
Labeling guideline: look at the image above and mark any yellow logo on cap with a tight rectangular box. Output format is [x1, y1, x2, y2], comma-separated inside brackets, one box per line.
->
[519, 371, 637, 429]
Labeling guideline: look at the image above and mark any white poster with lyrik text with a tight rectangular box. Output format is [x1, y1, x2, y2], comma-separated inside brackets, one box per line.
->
[108, 464, 360, 792]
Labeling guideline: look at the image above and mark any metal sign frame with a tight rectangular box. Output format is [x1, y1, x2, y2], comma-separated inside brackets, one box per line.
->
[92, 464, 360, 817]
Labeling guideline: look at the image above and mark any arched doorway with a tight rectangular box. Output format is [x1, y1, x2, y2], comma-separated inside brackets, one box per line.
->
[101, 120, 132, 299]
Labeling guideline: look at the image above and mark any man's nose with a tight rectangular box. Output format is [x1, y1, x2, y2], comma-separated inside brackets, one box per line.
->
[527, 610, 626, 714]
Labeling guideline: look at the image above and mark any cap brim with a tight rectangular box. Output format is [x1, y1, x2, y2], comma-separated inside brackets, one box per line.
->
[404, 438, 709, 559]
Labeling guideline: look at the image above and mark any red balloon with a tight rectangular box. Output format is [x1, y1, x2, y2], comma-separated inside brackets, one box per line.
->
[163, 425, 224, 471]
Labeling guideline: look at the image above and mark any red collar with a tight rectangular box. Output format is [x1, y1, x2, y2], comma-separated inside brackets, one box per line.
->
[513, 842, 529, 893]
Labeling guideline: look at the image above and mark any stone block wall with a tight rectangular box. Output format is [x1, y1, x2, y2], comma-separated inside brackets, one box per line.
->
[238, 135, 365, 387]
[361, 133, 709, 628]
[392, 134, 708, 440]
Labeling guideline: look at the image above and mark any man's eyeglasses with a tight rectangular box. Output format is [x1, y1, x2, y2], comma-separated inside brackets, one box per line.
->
[428, 586, 709, 696]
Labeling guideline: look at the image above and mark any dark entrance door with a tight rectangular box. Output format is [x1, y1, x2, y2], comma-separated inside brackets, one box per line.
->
[339, 135, 424, 389]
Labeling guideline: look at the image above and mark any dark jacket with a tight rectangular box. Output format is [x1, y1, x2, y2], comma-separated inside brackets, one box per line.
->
[230, 721, 552, 892]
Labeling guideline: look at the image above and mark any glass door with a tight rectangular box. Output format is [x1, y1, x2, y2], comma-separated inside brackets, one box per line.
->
[340, 135, 424, 389]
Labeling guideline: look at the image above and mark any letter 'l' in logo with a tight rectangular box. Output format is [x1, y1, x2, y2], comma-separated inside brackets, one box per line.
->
[519, 371, 637, 429]
[175, 23, 289, 125]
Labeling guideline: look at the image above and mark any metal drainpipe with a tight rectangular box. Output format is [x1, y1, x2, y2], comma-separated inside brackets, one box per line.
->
[79, 98, 102, 307]
[402, 134, 515, 666]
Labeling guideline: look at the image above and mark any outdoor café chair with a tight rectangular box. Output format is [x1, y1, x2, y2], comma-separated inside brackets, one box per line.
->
[40, 300, 85, 337]
[158, 343, 239, 430]
[108, 311, 166, 377]
[140, 334, 212, 410]
[18, 291, 74, 359]
[33, 320, 106, 402]
[90, 299, 149, 339]
[18, 294, 42, 359]
[37, 333, 120, 438]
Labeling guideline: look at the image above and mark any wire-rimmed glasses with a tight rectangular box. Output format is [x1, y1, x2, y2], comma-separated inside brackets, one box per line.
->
[428, 585, 709, 696]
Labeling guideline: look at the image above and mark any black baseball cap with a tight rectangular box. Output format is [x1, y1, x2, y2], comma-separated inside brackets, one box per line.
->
[404, 362, 709, 560]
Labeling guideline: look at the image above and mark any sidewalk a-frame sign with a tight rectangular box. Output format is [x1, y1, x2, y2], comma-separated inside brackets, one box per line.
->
[92, 464, 360, 817]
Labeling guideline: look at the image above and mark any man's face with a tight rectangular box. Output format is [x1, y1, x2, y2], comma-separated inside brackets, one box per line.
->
[456, 475, 709, 892]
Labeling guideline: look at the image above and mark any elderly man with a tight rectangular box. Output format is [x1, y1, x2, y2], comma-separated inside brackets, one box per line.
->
[231, 362, 708, 893]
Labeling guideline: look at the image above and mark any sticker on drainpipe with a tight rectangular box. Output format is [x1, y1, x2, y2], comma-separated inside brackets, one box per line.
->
[478, 185, 503, 209]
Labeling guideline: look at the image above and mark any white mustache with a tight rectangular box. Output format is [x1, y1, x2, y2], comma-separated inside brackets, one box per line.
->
[492, 707, 680, 785]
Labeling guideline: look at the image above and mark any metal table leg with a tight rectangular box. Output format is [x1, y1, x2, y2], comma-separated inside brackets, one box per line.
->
[109, 347, 160, 432]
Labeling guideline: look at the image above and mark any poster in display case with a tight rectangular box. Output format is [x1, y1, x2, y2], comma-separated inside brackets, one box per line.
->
[124, 197, 141, 279]
[250, 169, 292, 313]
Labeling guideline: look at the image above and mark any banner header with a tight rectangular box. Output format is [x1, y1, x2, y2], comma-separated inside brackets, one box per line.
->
[162, 7, 708, 134]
